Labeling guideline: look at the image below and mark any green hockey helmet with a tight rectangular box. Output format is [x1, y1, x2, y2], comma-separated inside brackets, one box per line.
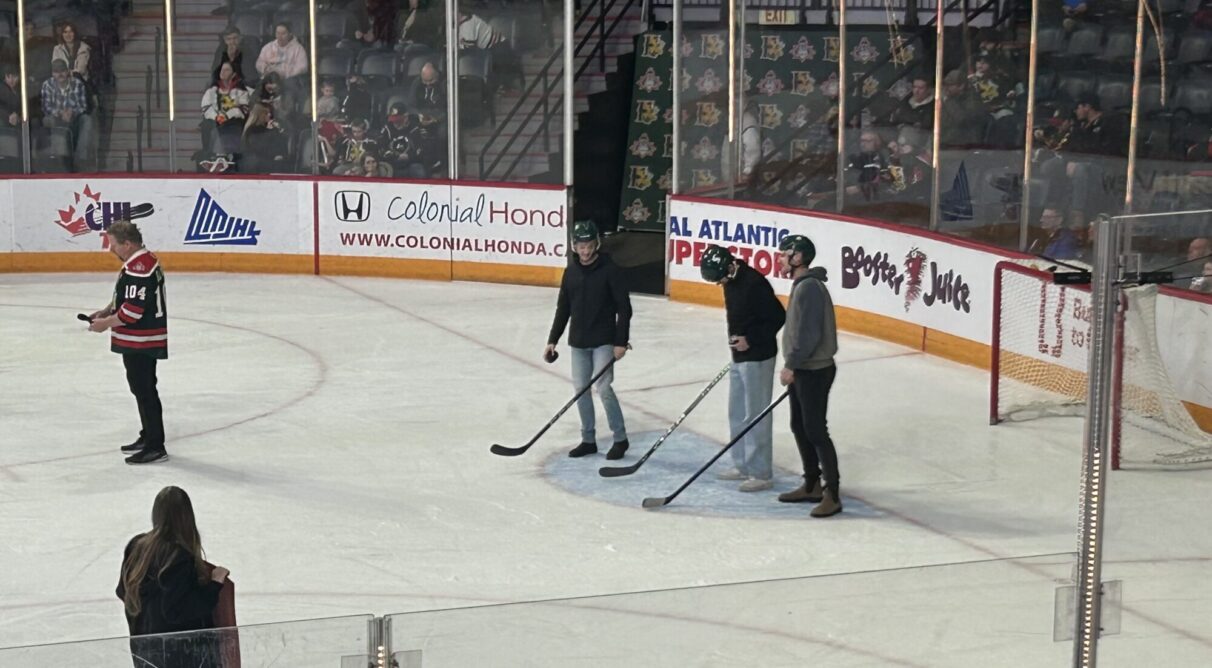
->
[571, 220, 600, 244]
[778, 234, 816, 264]
[700, 244, 735, 283]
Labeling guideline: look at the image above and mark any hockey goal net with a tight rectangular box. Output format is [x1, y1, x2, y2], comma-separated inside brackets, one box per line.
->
[990, 261, 1212, 469]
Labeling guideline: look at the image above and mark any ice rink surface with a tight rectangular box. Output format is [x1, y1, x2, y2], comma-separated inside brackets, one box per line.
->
[1, 273, 1209, 666]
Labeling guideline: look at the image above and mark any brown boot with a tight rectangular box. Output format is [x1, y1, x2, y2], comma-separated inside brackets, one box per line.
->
[778, 478, 823, 503]
[810, 488, 842, 518]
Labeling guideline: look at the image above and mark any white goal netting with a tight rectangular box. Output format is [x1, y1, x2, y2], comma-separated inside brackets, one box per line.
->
[991, 262, 1212, 469]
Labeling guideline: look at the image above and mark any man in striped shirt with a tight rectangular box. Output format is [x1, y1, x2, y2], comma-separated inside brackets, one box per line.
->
[88, 220, 169, 465]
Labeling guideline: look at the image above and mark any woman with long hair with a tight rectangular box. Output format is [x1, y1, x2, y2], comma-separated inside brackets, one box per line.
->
[52, 21, 91, 82]
[116, 486, 229, 667]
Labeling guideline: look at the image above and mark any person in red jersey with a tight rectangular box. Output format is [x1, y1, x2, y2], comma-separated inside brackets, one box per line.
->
[88, 220, 169, 465]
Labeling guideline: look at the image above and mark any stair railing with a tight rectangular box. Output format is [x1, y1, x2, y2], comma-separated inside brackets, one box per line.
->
[477, 0, 640, 181]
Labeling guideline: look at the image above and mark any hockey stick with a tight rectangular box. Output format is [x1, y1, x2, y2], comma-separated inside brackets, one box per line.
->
[490, 357, 620, 457]
[642, 388, 790, 508]
[598, 363, 731, 478]
[77, 313, 92, 323]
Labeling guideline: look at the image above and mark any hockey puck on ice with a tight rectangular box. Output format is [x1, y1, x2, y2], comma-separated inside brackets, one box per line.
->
[544, 349, 559, 364]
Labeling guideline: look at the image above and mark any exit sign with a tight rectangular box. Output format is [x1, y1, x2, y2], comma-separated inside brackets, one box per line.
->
[759, 10, 798, 24]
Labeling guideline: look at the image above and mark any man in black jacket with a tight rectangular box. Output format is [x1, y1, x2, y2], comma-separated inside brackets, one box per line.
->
[546, 220, 633, 459]
[700, 244, 786, 492]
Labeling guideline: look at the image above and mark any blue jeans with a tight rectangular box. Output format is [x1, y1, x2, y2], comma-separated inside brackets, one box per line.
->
[570, 345, 627, 444]
[728, 357, 776, 480]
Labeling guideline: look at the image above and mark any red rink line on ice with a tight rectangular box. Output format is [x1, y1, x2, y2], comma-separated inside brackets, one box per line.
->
[325, 278, 1212, 653]
[0, 303, 328, 474]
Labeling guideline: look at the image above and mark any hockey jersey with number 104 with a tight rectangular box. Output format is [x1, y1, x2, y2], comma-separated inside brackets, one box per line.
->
[110, 249, 168, 359]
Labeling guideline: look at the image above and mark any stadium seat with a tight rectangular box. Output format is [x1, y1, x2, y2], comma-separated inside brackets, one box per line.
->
[1096, 74, 1133, 111]
[1066, 24, 1104, 58]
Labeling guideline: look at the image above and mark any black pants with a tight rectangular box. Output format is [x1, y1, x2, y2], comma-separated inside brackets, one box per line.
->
[789, 365, 839, 493]
[124, 354, 165, 452]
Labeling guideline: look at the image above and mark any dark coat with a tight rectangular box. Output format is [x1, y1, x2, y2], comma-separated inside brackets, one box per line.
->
[722, 260, 785, 363]
[548, 252, 632, 349]
[116, 534, 223, 668]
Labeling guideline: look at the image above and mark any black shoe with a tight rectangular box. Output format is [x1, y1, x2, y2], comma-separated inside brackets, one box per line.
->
[125, 449, 169, 465]
[120, 439, 144, 453]
[605, 439, 629, 460]
[568, 442, 598, 458]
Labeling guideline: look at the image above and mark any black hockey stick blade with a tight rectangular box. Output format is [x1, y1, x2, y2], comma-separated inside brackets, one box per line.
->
[76, 313, 92, 322]
[490, 357, 620, 457]
[641, 389, 790, 509]
[490, 442, 533, 457]
[599, 461, 642, 478]
[599, 363, 731, 479]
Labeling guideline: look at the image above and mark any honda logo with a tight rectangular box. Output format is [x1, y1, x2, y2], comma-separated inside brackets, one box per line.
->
[335, 191, 370, 222]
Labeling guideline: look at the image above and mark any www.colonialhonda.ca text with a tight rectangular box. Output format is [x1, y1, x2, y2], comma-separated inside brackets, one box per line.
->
[338, 232, 566, 257]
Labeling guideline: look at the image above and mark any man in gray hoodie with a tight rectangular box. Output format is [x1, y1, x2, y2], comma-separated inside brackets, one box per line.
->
[777, 234, 842, 517]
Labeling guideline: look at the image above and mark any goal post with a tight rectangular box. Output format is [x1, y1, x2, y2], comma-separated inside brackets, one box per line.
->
[990, 261, 1212, 469]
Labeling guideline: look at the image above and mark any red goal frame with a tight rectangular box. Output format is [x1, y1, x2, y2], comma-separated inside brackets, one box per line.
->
[989, 261, 1126, 469]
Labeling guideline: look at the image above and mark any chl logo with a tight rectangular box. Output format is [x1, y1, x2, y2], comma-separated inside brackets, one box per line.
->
[54, 184, 154, 246]
[335, 190, 370, 222]
[184, 188, 260, 245]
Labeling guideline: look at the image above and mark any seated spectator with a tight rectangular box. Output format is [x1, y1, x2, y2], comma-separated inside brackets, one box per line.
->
[939, 69, 985, 147]
[0, 64, 20, 128]
[407, 62, 446, 115]
[201, 62, 252, 155]
[397, 0, 444, 49]
[457, 10, 521, 91]
[341, 74, 373, 124]
[241, 102, 289, 171]
[317, 78, 340, 120]
[355, 0, 399, 46]
[1038, 206, 1080, 260]
[379, 106, 429, 178]
[887, 127, 933, 205]
[886, 76, 934, 131]
[1192, 261, 1212, 294]
[251, 72, 296, 133]
[845, 130, 889, 200]
[333, 118, 379, 175]
[52, 21, 91, 83]
[1061, 0, 1090, 31]
[359, 152, 393, 177]
[256, 22, 308, 85]
[41, 59, 95, 171]
[1186, 237, 1212, 290]
[212, 26, 249, 84]
[1067, 93, 1126, 157]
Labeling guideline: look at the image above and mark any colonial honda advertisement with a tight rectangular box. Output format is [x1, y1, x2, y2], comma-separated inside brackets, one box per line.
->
[667, 196, 1004, 344]
[320, 181, 567, 267]
[7, 178, 312, 254]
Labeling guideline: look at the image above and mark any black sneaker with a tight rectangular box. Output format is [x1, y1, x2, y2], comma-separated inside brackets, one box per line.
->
[568, 442, 598, 458]
[125, 449, 169, 465]
[605, 439, 629, 460]
[120, 439, 144, 453]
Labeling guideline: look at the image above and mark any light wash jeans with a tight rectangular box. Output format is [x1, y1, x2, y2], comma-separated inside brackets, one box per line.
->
[570, 345, 627, 444]
[728, 357, 776, 480]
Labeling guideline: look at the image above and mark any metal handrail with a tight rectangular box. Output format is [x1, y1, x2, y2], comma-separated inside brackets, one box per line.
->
[136, 106, 145, 172]
[145, 66, 153, 146]
[751, 0, 1002, 195]
[478, 0, 638, 180]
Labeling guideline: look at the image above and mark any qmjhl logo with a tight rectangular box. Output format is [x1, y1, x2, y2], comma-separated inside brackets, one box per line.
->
[184, 188, 261, 245]
[335, 190, 370, 222]
[840, 244, 972, 313]
[54, 184, 154, 247]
